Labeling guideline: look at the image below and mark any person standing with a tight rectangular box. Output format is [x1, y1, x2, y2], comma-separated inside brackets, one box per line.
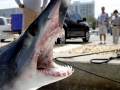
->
[110, 10, 120, 45]
[96, 6, 109, 44]
[15, 0, 49, 32]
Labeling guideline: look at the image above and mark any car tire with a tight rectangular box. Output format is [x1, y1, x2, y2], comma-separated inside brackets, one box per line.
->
[1, 39, 5, 42]
[56, 35, 66, 44]
[82, 31, 90, 42]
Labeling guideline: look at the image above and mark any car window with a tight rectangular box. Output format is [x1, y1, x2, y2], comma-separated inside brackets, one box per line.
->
[0, 18, 5, 25]
[6, 18, 11, 24]
[67, 10, 76, 21]
[74, 12, 82, 20]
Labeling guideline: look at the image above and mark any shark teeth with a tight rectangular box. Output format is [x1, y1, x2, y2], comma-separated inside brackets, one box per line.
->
[38, 65, 74, 77]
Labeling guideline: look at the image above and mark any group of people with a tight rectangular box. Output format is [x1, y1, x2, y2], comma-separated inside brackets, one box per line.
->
[97, 6, 120, 45]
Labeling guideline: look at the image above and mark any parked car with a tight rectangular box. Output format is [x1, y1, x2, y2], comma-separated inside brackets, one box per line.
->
[57, 10, 90, 44]
[0, 16, 12, 42]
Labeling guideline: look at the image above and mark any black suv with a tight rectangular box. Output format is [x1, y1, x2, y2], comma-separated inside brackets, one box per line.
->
[57, 10, 90, 44]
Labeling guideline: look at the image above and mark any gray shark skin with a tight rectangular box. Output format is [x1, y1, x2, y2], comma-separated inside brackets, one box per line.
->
[0, 0, 73, 90]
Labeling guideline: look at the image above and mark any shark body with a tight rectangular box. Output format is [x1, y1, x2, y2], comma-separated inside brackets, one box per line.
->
[0, 0, 73, 90]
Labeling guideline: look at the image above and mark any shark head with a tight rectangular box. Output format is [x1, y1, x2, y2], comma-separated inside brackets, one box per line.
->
[0, 0, 73, 90]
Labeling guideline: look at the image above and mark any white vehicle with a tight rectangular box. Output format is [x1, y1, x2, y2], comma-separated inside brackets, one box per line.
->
[0, 16, 12, 42]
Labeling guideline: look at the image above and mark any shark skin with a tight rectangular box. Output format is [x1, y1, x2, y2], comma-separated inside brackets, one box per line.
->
[0, 0, 73, 90]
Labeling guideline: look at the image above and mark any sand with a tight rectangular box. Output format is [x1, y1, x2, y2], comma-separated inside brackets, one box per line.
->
[60, 45, 120, 55]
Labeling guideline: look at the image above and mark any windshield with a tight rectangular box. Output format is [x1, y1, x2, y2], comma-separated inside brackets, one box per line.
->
[0, 18, 5, 25]
[6, 18, 11, 24]
[74, 11, 82, 20]
[67, 10, 76, 21]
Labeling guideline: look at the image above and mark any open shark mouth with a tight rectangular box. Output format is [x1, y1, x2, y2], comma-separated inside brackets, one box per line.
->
[37, 55, 73, 77]
[37, 59, 73, 77]
[30, 0, 74, 78]
[35, 27, 73, 77]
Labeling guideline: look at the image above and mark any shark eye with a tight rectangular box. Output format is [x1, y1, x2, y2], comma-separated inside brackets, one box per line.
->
[28, 21, 39, 36]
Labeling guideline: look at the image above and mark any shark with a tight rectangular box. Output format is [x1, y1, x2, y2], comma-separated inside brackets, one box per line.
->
[0, 0, 73, 90]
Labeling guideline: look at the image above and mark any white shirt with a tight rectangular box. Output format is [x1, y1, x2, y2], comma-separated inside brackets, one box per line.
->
[15, 0, 48, 12]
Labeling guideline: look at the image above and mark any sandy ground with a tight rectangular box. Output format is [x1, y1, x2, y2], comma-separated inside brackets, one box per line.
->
[60, 45, 120, 55]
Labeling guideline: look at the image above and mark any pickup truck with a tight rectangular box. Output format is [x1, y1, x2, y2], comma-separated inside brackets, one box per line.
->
[0, 16, 12, 42]
[57, 10, 90, 44]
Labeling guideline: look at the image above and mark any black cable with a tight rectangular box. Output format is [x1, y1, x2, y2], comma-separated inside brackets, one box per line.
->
[54, 58, 120, 84]
[55, 49, 120, 64]
[90, 57, 117, 64]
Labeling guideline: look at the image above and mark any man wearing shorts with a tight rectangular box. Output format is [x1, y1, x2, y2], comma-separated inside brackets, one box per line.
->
[15, 0, 49, 32]
[97, 6, 109, 44]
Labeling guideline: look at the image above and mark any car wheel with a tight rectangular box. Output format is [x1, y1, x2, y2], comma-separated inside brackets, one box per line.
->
[56, 34, 66, 44]
[82, 31, 90, 42]
[1, 39, 5, 42]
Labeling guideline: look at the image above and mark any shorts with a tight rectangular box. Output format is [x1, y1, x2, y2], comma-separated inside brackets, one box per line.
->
[98, 25, 107, 34]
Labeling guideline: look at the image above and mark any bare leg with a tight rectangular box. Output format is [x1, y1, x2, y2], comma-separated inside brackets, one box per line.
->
[103, 34, 106, 41]
[100, 34, 102, 43]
